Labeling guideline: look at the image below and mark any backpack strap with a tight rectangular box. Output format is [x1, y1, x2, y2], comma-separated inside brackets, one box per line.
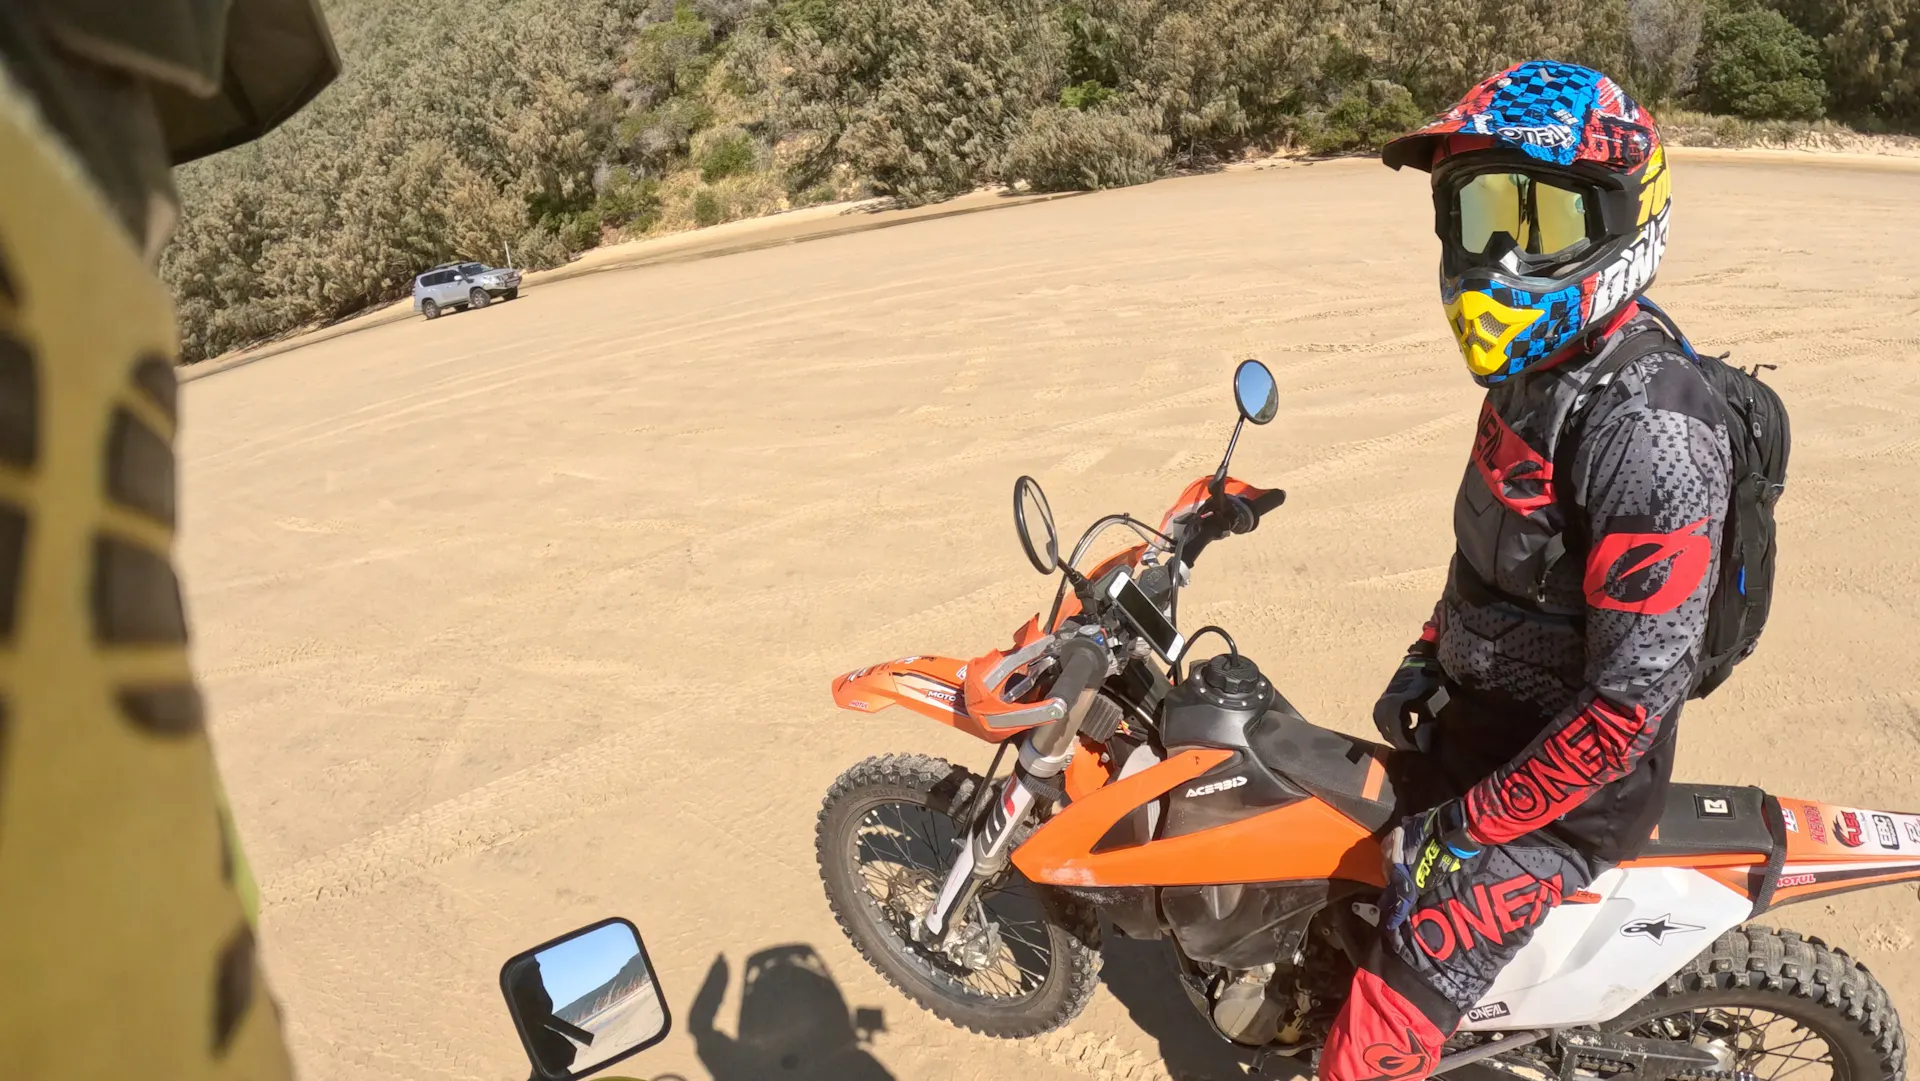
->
[1539, 321, 1680, 585]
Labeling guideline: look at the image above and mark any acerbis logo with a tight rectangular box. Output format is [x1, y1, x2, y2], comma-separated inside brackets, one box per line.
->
[1185, 776, 1249, 798]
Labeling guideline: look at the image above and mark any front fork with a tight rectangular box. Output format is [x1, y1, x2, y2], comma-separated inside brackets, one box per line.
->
[921, 710, 1084, 942]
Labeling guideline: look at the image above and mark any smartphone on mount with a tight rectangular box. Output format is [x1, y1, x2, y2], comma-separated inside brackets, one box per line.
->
[1104, 566, 1183, 663]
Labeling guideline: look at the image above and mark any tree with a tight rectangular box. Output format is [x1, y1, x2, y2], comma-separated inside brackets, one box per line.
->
[1694, 1, 1826, 119]
[1815, 0, 1920, 127]
[1627, 0, 1705, 105]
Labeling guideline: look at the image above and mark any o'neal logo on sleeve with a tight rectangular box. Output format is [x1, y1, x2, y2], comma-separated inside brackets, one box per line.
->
[1584, 518, 1713, 614]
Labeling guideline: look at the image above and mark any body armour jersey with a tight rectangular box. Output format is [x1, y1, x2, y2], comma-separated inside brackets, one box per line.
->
[1421, 312, 1733, 862]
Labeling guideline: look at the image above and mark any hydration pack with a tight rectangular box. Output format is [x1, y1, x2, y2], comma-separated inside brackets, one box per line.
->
[1560, 300, 1790, 698]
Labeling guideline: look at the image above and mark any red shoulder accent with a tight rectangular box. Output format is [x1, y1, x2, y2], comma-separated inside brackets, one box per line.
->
[1583, 518, 1712, 615]
[1471, 400, 1554, 516]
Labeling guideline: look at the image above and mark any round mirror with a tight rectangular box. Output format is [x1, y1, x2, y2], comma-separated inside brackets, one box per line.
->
[1012, 476, 1060, 574]
[1233, 359, 1278, 426]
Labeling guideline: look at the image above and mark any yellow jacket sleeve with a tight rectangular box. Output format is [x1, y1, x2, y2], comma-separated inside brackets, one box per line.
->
[0, 66, 294, 1081]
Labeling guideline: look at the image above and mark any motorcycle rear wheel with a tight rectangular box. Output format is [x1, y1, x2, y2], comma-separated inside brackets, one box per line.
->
[1598, 925, 1904, 1081]
[816, 753, 1101, 1038]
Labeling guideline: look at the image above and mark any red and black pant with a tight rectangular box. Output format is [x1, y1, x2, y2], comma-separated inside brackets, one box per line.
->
[1319, 831, 1598, 1081]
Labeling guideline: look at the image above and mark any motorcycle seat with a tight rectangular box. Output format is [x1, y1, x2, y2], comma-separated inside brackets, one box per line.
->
[1245, 703, 1399, 833]
[1640, 783, 1778, 858]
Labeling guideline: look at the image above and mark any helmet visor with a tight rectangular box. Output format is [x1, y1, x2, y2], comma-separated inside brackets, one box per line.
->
[1451, 171, 1601, 265]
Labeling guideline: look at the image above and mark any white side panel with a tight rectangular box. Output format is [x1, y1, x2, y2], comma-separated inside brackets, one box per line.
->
[1461, 866, 1752, 1031]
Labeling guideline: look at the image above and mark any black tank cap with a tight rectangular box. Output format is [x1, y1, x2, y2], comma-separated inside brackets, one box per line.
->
[1201, 654, 1262, 697]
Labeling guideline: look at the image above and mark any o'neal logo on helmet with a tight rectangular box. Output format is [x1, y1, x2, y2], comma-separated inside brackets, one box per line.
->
[1587, 205, 1669, 322]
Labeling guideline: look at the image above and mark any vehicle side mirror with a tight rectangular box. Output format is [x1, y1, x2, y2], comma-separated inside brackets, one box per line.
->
[1013, 475, 1060, 574]
[501, 918, 671, 1080]
[1233, 359, 1278, 425]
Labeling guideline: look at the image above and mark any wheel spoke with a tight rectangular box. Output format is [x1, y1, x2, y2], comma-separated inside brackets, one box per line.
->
[842, 793, 1054, 1008]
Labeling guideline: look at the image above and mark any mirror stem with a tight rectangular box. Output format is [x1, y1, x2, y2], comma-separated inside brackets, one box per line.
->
[1211, 416, 1245, 495]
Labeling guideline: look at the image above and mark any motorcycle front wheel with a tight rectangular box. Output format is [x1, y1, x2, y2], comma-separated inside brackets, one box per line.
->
[815, 753, 1101, 1038]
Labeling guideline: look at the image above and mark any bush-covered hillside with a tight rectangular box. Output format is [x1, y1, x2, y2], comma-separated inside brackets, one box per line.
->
[162, 0, 1918, 363]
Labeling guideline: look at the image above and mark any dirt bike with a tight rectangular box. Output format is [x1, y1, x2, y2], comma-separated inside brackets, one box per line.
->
[816, 359, 1915, 1081]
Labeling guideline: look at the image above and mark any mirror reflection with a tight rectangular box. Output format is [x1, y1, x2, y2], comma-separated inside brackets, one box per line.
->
[1233, 359, 1278, 425]
[503, 920, 667, 1080]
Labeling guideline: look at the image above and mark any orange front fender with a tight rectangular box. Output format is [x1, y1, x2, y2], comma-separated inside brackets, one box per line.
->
[831, 617, 1053, 744]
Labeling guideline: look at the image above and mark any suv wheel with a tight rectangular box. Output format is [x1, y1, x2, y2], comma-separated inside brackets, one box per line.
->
[503, 287, 519, 301]
[469, 288, 490, 310]
[422, 299, 440, 320]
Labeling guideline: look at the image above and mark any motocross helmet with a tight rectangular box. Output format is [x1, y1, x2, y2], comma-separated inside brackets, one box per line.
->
[1383, 61, 1671, 386]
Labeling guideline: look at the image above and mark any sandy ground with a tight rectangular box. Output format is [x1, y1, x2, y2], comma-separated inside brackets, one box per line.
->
[177, 156, 1920, 1081]
[564, 988, 668, 1074]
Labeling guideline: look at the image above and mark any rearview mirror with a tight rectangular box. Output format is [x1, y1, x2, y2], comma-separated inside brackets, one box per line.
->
[501, 918, 671, 1081]
[1233, 359, 1278, 425]
[1013, 475, 1060, 574]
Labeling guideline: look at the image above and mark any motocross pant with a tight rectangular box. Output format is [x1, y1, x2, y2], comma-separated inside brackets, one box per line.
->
[1318, 829, 1599, 1081]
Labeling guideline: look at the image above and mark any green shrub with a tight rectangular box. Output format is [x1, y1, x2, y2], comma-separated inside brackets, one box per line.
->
[1304, 79, 1425, 154]
[596, 168, 664, 230]
[1060, 80, 1118, 110]
[1002, 106, 1169, 190]
[700, 129, 759, 180]
[1694, 3, 1825, 119]
[692, 187, 727, 226]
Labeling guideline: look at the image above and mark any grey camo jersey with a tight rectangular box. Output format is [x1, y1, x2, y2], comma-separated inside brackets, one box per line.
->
[1417, 315, 1733, 860]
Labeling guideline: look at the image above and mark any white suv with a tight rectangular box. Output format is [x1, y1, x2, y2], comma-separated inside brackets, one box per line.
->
[412, 261, 522, 320]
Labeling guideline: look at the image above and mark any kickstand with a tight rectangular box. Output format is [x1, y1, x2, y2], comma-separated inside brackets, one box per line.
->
[1248, 1045, 1318, 1080]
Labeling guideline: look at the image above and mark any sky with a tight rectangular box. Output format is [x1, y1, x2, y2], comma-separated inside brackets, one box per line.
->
[536, 922, 641, 1009]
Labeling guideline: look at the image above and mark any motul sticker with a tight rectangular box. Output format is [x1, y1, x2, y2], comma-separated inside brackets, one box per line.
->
[1776, 872, 1817, 888]
[1804, 806, 1827, 845]
[1465, 1001, 1511, 1023]
[1873, 814, 1900, 850]
[1834, 811, 1865, 848]
[1781, 808, 1799, 833]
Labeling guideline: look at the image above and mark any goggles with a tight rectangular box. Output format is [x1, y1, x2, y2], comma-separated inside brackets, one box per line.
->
[1433, 160, 1632, 275]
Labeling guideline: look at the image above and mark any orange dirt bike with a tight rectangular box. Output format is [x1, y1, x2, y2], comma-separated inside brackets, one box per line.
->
[817, 360, 1915, 1081]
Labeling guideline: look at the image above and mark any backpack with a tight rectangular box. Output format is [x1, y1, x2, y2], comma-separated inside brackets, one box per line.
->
[1557, 299, 1790, 699]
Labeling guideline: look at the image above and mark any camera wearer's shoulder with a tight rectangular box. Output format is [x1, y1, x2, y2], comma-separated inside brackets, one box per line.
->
[1580, 342, 1723, 440]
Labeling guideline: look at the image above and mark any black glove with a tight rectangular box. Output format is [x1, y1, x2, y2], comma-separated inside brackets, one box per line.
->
[1381, 798, 1486, 930]
[1372, 653, 1447, 752]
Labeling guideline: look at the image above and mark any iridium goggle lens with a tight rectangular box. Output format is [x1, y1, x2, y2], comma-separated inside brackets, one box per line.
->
[1454, 172, 1599, 262]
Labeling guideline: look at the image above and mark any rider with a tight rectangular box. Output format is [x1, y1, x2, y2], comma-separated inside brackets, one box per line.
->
[0, 2, 335, 1076]
[1318, 61, 1731, 1081]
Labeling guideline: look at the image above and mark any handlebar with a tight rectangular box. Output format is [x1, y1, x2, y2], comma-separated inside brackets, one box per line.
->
[1177, 486, 1286, 569]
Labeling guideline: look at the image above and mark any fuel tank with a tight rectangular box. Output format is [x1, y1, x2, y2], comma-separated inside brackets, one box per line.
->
[1160, 654, 1308, 838]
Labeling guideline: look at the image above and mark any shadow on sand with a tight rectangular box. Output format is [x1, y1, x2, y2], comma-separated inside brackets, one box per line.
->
[688, 944, 894, 1081]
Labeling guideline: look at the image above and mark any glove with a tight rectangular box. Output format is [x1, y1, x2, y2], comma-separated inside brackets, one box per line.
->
[1380, 799, 1485, 931]
[1372, 653, 1447, 752]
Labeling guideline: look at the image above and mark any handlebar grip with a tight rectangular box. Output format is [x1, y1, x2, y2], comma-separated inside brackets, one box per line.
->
[1048, 635, 1110, 713]
[1024, 634, 1111, 761]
